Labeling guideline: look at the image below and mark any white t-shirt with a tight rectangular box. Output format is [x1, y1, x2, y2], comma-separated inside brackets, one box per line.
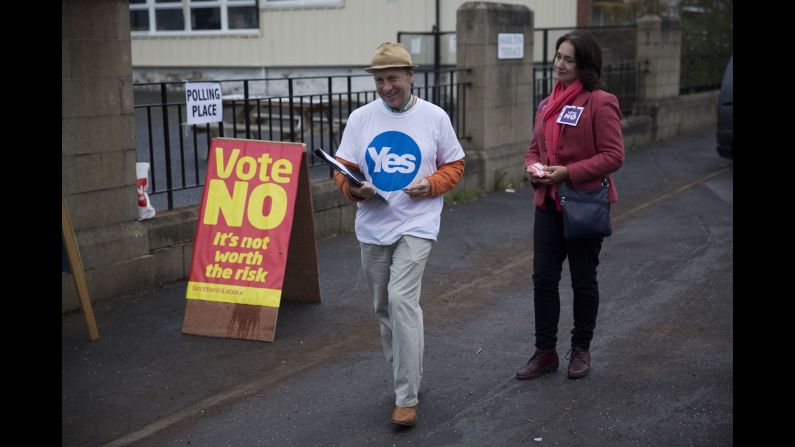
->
[336, 97, 465, 245]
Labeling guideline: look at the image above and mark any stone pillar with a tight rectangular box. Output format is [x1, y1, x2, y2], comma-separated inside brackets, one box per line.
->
[62, 0, 155, 312]
[635, 14, 682, 141]
[577, 0, 593, 27]
[457, 2, 534, 192]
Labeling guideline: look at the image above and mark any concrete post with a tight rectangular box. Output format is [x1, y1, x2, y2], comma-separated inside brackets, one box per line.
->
[62, 0, 155, 311]
[635, 14, 682, 141]
[456, 2, 534, 192]
[577, 0, 593, 27]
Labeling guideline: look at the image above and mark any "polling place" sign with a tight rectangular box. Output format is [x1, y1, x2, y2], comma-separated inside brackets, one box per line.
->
[185, 82, 223, 125]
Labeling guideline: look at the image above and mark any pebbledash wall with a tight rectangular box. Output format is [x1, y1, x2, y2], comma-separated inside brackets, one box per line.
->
[62, 2, 717, 312]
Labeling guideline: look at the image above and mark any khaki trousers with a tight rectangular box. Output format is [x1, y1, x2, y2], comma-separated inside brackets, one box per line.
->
[360, 235, 433, 407]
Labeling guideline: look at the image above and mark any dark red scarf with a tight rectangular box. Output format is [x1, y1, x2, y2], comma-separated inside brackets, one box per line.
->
[542, 79, 584, 166]
[540, 79, 584, 209]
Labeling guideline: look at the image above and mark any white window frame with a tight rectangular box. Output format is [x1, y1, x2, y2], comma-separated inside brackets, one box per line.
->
[131, 0, 260, 37]
[260, 0, 343, 9]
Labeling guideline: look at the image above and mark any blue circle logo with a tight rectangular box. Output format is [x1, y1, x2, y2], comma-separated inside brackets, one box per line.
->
[364, 131, 421, 191]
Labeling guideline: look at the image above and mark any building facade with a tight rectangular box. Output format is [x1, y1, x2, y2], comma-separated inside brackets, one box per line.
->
[130, 0, 579, 82]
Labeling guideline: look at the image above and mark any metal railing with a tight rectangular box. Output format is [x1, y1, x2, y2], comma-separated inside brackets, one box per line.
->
[134, 69, 470, 210]
[532, 25, 640, 116]
[536, 26, 637, 60]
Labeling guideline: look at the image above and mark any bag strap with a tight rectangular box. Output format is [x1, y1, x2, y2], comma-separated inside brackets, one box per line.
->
[563, 176, 609, 189]
[560, 176, 610, 196]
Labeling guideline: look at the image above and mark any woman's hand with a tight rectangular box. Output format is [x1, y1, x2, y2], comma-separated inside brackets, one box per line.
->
[536, 165, 569, 185]
[526, 168, 542, 184]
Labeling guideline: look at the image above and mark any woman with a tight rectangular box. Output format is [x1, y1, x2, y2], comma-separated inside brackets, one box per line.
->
[516, 30, 624, 380]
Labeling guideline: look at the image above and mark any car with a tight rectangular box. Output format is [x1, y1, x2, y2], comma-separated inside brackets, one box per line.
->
[716, 55, 733, 159]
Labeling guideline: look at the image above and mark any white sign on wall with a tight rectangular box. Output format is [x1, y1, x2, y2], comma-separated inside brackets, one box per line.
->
[410, 38, 422, 55]
[185, 82, 223, 125]
[497, 33, 524, 60]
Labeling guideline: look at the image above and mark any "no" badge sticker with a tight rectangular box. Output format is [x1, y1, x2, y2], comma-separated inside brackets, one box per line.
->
[556, 105, 584, 126]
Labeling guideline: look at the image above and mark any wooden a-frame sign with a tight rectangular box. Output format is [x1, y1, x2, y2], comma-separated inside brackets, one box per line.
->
[62, 193, 100, 341]
[182, 139, 320, 342]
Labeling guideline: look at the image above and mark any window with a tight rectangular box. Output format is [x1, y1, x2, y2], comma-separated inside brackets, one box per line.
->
[191, 7, 222, 30]
[156, 4, 185, 31]
[129, 10, 149, 32]
[228, 6, 259, 29]
[130, 0, 259, 36]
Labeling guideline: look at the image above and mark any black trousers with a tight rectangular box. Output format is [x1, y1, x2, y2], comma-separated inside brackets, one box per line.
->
[533, 197, 603, 351]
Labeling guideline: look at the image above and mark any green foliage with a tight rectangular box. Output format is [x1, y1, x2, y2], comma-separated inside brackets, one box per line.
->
[678, 0, 733, 91]
[593, 0, 732, 92]
[443, 189, 479, 206]
[678, 0, 733, 54]
[493, 169, 514, 191]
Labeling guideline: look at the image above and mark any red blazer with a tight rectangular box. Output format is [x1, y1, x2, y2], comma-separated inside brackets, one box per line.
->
[524, 89, 624, 208]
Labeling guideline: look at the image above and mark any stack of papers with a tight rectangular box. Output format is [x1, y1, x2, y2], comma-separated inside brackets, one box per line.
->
[314, 147, 390, 206]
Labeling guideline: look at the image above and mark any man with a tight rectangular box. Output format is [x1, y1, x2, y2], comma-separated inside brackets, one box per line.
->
[334, 42, 465, 426]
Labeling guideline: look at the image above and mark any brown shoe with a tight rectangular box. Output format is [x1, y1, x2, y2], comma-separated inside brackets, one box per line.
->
[516, 348, 559, 380]
[566, 347, 590, 379]
[391, 405, 418, 426]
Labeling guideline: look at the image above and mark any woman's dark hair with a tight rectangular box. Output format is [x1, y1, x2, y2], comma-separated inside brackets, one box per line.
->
[555, 30, 603, 91]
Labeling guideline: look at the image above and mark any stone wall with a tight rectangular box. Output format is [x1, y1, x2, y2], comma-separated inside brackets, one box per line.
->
[62, 0, 156, 312]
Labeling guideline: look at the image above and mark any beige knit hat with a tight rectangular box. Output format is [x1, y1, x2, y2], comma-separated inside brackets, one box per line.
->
[365, 42, 419, 72]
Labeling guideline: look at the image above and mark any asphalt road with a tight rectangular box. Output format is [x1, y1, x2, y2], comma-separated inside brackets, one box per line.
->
[62, 126, 733, 446]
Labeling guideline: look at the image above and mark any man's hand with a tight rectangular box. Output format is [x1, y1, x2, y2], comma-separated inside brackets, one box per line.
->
[402, 177, 431, 199]
[349, 181, 377, 199]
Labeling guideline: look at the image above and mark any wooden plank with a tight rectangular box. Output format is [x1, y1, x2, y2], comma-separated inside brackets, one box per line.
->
[182, 300, 278, 342]
[62, 193, 100, 341]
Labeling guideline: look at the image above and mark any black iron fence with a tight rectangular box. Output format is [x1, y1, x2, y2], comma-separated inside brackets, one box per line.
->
[134, 69, 470, 210]
[532, 25, 640, 117]
[534, 26, 638, 70]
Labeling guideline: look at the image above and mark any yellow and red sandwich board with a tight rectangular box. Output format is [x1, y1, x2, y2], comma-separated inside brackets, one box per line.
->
[183, 138, 320, 342]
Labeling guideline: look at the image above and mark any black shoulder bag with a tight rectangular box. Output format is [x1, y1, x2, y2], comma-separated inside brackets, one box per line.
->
[557, 176, 612, 240]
